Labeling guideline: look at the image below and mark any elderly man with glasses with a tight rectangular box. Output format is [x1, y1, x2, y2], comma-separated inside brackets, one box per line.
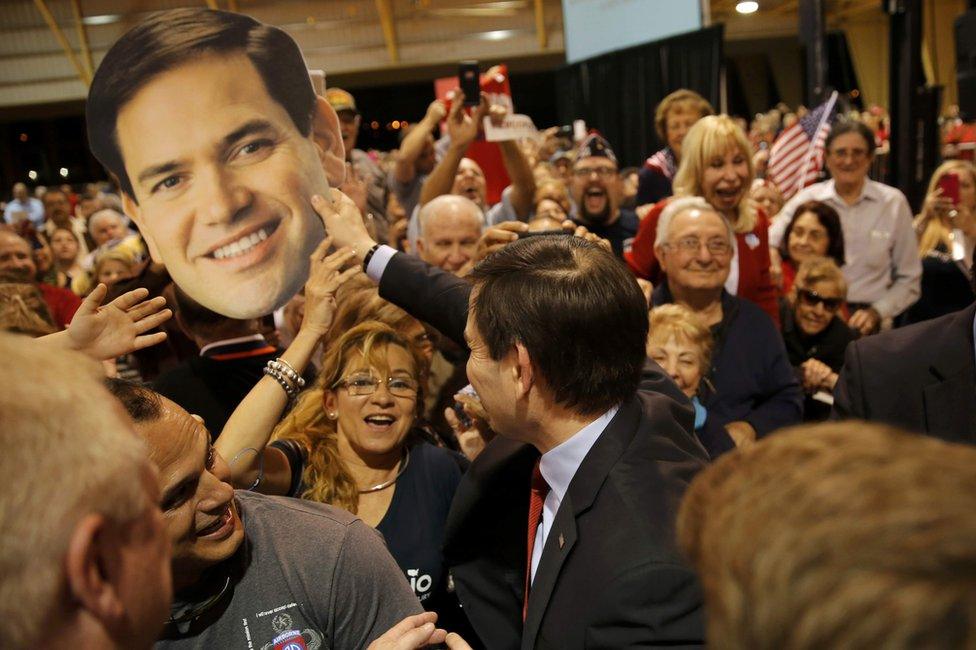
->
[652, 196, 802, 456]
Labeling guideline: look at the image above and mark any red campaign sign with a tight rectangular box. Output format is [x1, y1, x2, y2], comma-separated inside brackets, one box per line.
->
[434, 65, 512, 206]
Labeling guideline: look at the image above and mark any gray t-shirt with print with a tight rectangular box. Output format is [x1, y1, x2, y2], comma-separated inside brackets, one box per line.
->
[156, 490, 422, 650]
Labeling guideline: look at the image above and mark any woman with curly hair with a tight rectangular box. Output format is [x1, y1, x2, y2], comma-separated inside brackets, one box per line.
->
[227, 320, 465, 620]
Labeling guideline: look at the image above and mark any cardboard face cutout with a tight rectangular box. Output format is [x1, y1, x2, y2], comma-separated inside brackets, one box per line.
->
[86, 9, 342, 319]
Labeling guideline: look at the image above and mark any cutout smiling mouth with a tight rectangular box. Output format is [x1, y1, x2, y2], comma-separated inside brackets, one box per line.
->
[206, 219, 281, 260]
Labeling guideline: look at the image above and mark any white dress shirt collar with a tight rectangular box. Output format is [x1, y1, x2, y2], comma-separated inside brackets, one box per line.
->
[530, 404, 620, 583]
[538, 404, 620, 506]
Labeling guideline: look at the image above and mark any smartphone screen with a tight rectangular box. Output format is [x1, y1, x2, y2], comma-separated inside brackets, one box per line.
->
[939, 173, 960, 206]
[458, 60, 480, 106]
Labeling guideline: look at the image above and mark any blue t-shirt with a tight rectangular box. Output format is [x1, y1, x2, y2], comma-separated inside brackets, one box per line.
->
[271, 439, 465, 609]
[376, 443, 463, 607]
[575, 208, 638, 257]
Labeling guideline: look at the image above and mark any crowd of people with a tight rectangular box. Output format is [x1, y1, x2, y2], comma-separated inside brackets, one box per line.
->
[2, 6, 975, 649]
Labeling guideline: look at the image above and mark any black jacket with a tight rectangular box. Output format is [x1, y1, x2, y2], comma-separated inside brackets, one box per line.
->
[832, 303, 976, 444]
[378, 251, 708, 649]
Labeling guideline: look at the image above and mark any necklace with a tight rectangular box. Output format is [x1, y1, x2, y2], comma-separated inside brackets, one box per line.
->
[357, 448, 410, 493]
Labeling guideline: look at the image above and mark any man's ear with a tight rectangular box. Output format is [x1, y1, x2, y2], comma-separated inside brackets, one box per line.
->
[311, 96, 346, 188]
[512, 342, 535, 399]
[653, 244, 667, 267]
[65, 514, 126, 627]
[414, 237, 426, 256]
[122, 193, 163, 264]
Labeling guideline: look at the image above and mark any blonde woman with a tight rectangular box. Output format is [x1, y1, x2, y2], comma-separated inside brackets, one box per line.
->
[627, 114, 779, 325]
[646, 304, 733, 458]
[906, 160, 976, 323]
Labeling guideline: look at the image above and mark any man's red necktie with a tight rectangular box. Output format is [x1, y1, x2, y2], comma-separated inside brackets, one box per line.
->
[523, 460, 550, 621]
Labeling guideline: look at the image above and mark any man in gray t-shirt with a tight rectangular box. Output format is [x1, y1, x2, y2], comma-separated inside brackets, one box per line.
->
[107, 381, 423, 649]
[158, 492, 421, 649]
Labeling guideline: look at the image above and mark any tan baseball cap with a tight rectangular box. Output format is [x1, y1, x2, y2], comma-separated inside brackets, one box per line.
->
[326, 87, 358, 114]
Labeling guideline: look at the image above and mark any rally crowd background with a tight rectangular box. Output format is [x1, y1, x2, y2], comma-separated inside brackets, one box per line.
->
[3, 54, 976, 648]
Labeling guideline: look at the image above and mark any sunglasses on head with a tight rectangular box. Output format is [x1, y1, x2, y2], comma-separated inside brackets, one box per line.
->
[797, 288, 843, 311]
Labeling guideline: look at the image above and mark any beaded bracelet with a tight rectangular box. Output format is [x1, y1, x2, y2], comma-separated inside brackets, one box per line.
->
[263, 364, 298, 400]
[267, 359, 305, 389]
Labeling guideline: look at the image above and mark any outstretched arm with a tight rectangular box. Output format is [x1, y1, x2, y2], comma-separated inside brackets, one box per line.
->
[395, 100, 446, 184]
[36, 284, 172, 361]
[419, 92, 488, 206]
[216, 236, 359, 489]
[488, 103, 535, 218]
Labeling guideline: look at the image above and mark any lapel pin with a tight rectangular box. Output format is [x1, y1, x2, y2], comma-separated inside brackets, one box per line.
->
[558, 533, 565, 549]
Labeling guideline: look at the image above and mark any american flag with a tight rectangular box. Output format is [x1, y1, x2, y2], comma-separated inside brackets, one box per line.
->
[767, 92, 838, 200]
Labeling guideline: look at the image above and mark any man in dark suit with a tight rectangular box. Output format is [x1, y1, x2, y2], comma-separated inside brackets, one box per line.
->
[832, 302, 976, 444]
[315, 191, 707, 649]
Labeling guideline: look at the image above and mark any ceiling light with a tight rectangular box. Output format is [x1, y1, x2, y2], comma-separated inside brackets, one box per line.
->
[82, 14, 121, 26]
[476, 29, 517, 41]
[736, 1, 759, 14]
[28, 170, 37, 181]
[59, 168, 69, 178]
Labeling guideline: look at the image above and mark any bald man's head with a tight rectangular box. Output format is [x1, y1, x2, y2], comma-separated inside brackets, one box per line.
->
[416, 195, 484, 274]
[88, 209, 129, 246]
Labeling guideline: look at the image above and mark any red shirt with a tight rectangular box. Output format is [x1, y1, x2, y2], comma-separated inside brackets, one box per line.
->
[944, 122, 976, 161]
[780, 259, 797, 296]
[38, 283, 81, 330]
[625, 198, 780, 327]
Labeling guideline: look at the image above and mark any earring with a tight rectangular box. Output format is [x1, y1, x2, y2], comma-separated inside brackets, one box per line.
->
[328, 412, 337, 420]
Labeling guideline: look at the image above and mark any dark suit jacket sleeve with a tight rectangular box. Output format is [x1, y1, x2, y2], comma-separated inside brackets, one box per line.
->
[377, 251, 472, 349]
[585, 561, 704, 648]
[639, 359, 699, 446]
[831, 341, 865, 420]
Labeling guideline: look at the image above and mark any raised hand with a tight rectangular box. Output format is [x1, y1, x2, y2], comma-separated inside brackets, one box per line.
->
[311, 189, 377, 264]
[424, 99, 447, 124]
[301, 235, 361, 337]
[561, 219, 612, 253]
[472, 221, 528, 264]
[65, 284, 172, 360]
[446, 90, 489, 150]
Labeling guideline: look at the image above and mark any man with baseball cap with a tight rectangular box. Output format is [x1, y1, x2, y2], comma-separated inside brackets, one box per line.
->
[327, 87, 389, 236]
[570, 134, 639, 257]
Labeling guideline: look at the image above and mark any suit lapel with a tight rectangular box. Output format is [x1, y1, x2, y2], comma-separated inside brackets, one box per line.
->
[521, 497, 578, 650]
[519, 401, 641, 650]
[923, 305, 976, 443]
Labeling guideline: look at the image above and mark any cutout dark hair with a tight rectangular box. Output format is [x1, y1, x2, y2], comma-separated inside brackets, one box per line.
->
[87, 8, 316, 201]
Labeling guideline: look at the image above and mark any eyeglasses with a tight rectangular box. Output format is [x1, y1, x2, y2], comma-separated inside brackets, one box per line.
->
[332, 372, 419, 398]
[573, 166, 617, 179]
[797, 288, 843, 311]
[667, 236, 732, 256]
